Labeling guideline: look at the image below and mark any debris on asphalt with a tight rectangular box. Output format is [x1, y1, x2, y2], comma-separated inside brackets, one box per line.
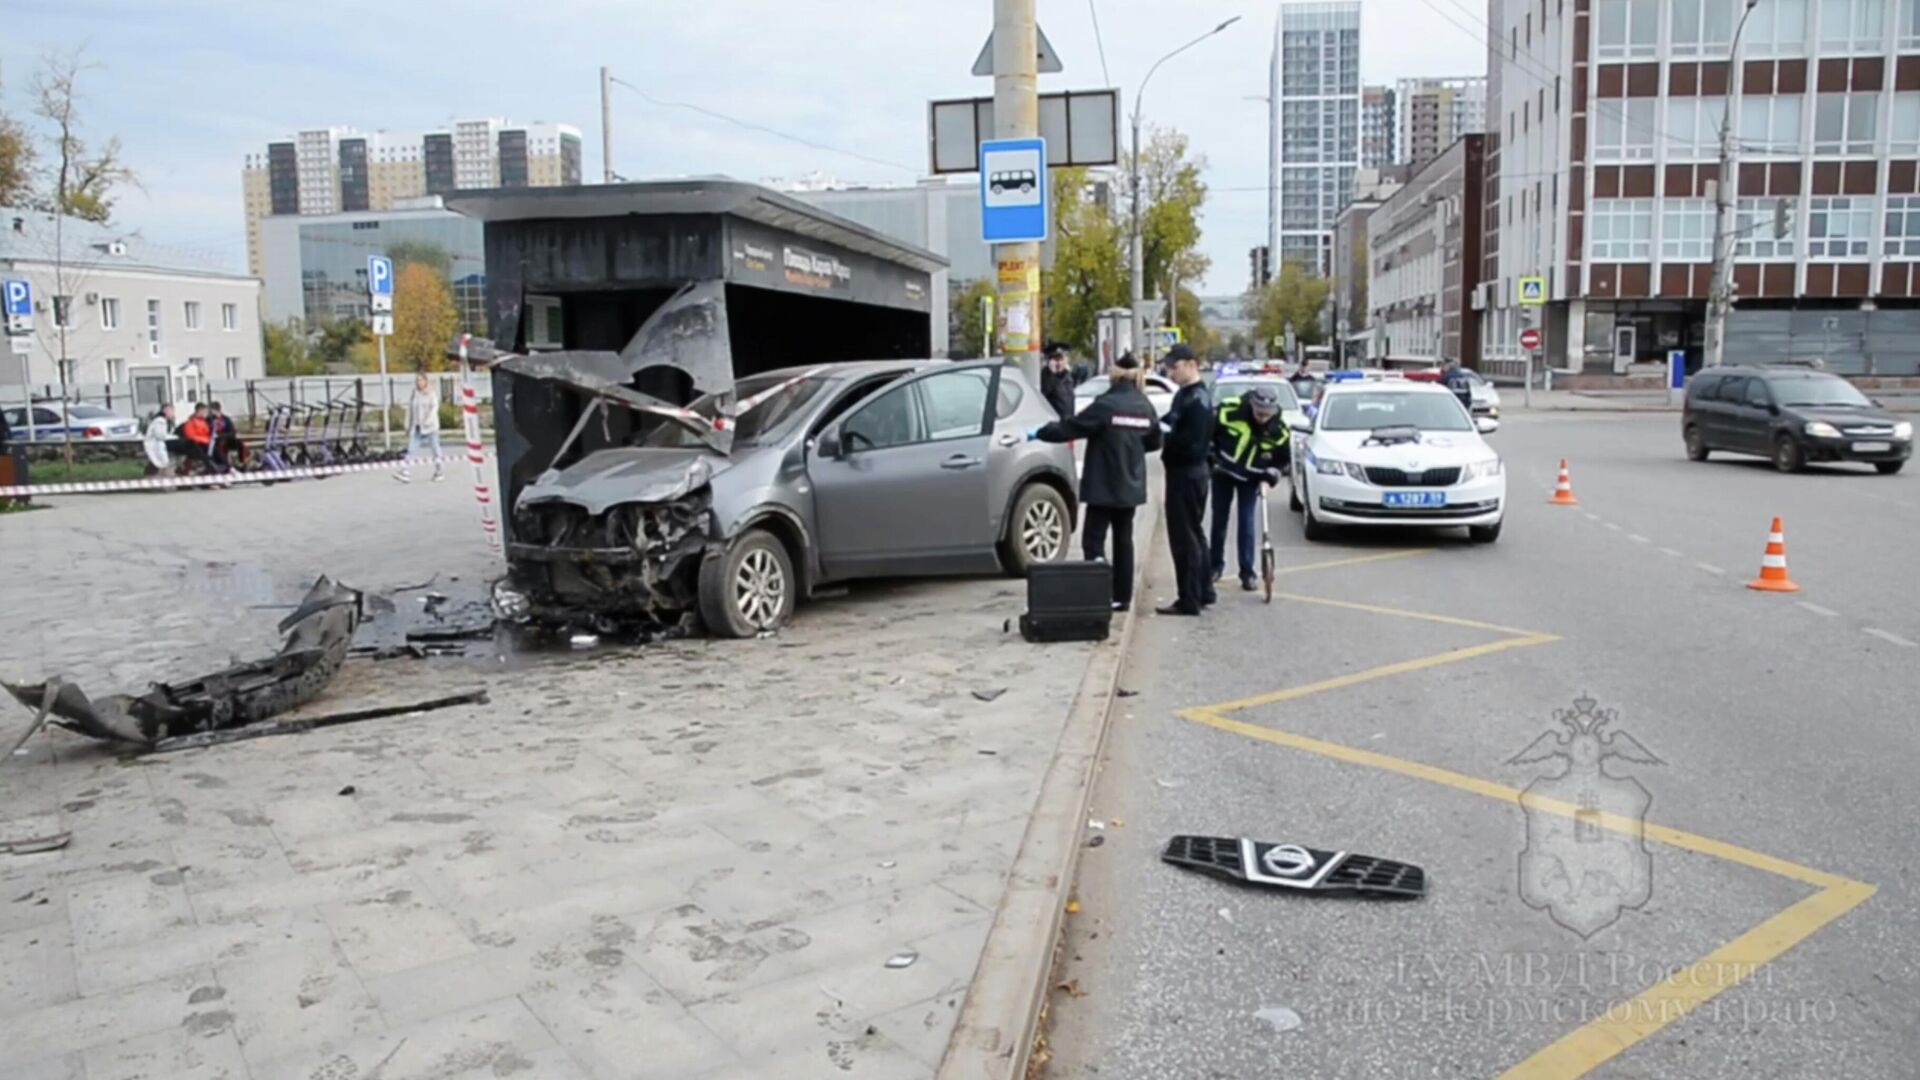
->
[1086, 819, 1106, 830]
[337, 785, 356, 796]
[1155, 779, 1179, 789]
[144, 691, 489, 754]
[971, 688, 1007, 702]
[1065, 900, 1081, 914]
[884, 951, 918, 969]
[1086, 834, 1106, 848]
[1162, 835, 1427, 899]
[1056, 979, 1088, 998]
[1255, 1006, 1303, 1034]
[877, 860, 897, 869]
[2, 576, 362, 747]
[978, 749, 997, 755]
[1218, 907, 1234, 924]
[1116, 688, 1140, 698]
[1, 832, 71, 855]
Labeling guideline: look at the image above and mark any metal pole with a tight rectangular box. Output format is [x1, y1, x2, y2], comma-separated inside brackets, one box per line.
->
[992, 0, 1042, 385]
[1524, 350, 1534, 408]
[600, 66, 615, 184]
[1705, 0, 1759, 368]
[377, 335, 392, 451]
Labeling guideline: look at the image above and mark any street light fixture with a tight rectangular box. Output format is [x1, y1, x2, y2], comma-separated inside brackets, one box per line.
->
[1129, 15, 1242, 366]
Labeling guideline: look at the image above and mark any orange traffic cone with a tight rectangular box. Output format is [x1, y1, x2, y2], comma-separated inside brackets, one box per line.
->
[1746, 517, 1800, 593]
[1548, 459, 1579, 505]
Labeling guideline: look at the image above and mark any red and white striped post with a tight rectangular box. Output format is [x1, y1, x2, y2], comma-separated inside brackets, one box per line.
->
[459, 333, 501, 554]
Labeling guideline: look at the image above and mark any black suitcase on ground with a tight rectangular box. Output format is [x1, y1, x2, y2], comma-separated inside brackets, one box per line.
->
[1019, 561, 1113, 643]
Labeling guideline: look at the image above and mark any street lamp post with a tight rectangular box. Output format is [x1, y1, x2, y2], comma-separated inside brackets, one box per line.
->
[1705, 0, 1762, 368]
[1130, 16, 1241, 366]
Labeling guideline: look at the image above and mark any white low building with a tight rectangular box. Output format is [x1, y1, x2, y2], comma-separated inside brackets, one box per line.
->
[1, 208, 263, 413]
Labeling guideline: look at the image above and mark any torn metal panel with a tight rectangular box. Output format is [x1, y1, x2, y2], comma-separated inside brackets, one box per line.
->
[496, 351, 732, 455]
[3, 576, 362, 747]
[520, 449, 721, 517]
[617, 280, 734, 399]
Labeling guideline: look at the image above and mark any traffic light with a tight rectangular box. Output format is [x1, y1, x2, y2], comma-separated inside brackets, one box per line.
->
[1250, 245, 1272, 289]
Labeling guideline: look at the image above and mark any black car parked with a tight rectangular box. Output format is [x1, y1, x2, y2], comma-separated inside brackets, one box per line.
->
[1682, 366, 1911, 474]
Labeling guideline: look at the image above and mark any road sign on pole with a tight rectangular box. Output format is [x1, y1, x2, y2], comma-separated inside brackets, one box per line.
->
[4, 278, 32, 334]
[979, 137, 1049, 243]
[1519, 327, 1542, 351]
[368, 255, 394, 313]
[1516, 276, 1547, 306]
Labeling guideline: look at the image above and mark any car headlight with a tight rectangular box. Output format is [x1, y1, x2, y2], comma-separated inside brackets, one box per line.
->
[1312, 456, 1367, 481]
[1804, 421, 1842, 439]
[1895, 421, 1913, 440]
[1463, 458, 1503, 480]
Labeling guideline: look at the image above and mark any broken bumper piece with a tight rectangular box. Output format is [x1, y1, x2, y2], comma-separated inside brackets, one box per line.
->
[3, 576, 362, 747]
[1161, 835, 1427, 899]
[507, 488, 713, 621]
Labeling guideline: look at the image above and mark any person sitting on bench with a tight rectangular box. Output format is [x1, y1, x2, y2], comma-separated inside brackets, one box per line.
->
[178, 403, 214, 473]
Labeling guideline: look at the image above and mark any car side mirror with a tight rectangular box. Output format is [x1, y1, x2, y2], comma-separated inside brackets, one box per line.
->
[1289, 419, 1313, 435]
[814, 429, 843, 459]
[1475, 416, 1500, 435]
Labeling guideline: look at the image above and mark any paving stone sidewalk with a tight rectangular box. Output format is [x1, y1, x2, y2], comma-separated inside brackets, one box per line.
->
[0, 474, 1095, 1079]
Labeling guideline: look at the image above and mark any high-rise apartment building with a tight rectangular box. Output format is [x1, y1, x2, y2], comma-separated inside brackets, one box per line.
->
[1396, 76, 1488, 171]
[240, 120, 583, 277]
[1482, 0, 1920, 379]
[1363, 85, 1399, 170]
[1268, 1, 1363, 277]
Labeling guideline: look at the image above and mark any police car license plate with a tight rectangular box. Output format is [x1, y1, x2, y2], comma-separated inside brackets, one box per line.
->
[1383, 491, 1446, 508]
[1853, 441, 1891, 453]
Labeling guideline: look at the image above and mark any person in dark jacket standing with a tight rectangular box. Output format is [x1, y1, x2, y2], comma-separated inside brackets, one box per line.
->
[1208, 387, 1289, 591]
[1030, 353, 1161, 610]
[1040, 342, 1077, 419]
[1157, 344, 1215, 616]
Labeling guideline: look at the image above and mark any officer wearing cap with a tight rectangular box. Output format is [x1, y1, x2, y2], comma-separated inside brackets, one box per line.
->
[1040, 341, 1077, 419]
[1208, 385, 1289, 592]
[1156, 344, 1215, 616]
[1029, 352, 1161, 611]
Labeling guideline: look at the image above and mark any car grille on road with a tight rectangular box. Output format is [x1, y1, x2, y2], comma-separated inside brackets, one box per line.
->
[1321, 498, 1500, 518]
[1364, 466, 1462, 487]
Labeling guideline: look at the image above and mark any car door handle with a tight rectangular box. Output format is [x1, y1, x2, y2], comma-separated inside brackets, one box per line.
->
[941, 454, 984, 470]
[996, 432, 1020, 447]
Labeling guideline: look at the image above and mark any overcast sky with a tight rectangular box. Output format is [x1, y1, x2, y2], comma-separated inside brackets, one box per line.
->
[2, 0, 1484, 295]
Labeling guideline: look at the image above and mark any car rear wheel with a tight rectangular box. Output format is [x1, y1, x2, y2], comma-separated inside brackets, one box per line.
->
[698, 528, 795, 638]
[1684, 425, 1710, 461]
[1772, 434, 1806, 474]
[1469, 521, 1503, 544]
[1875, 460, 1906, 475]
[1001, 483, 1070, 575]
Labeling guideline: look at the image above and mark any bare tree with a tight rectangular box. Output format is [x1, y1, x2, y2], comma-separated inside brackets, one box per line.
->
[31, 49, 136, 225]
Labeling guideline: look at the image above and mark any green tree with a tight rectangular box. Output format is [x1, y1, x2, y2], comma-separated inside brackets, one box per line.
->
[1042, 167, 1128, 355]
[1131, 128, 1210, 313]
[311, 317, 369, 368]
[949, 277, 996, 358]
[384, 240, 452, 279]
[390, 261, 458, 372]
[1247, 259, 1332, 353]
[0, 64, 33, 208]
[30, 50, 135, 224]
[263, 319, 323, 376]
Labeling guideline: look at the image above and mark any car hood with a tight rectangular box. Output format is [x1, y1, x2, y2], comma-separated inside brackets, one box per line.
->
[1311, 428, 1489, 467]
[1787, 405, 1901, 429]
[518, 447, 735, 516]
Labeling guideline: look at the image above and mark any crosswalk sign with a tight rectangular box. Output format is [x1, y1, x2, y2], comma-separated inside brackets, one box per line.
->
[1517, 276, 1546, 305]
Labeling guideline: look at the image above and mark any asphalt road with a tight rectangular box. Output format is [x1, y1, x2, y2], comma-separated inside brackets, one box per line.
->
[1044, 413, 1918, 1079]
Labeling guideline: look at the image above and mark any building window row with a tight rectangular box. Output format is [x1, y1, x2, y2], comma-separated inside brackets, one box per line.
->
[1592, 0, 1920, 58]
[1587, 195, 1920, 261]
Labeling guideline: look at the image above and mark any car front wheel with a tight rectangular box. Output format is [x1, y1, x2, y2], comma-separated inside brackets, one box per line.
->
[1772, 434, 1806, 474]
[1684, 425, 1710, 461]
[1002, 483, 1070, 575]
[698, 528, 796, 638]
[1469, 521, 1503, 544]
[1300, 481, 1332, 542]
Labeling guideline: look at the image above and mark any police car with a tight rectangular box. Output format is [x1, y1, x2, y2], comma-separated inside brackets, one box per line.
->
[3, 403, 142, 441]
[1288, 378, 1505, 543]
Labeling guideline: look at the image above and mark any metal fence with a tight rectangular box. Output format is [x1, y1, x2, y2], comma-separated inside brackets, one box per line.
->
[1726, 310, 1920, 377]
[0, 374, 492, 428]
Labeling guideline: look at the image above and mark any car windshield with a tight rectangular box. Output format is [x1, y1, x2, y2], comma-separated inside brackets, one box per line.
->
[642, 375, 829, 449]
[1772, 376, 1872, 408]
[1319, 391, 1473, 432]
[1214, 380, 1301, 412]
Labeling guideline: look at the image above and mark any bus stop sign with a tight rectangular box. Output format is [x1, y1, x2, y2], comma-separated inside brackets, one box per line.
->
[980, 137, 1049, 243]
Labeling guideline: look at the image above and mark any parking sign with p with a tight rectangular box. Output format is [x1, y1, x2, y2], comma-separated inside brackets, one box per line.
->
[4, 278, 31, 334]
[367, 255, 394, 313]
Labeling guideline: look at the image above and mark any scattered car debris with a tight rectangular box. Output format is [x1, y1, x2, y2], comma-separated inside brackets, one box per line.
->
[338, 786, 357, 797]
[1116, 688, 1140, 698]
[971, 688, 1008, 702]
[1064, 900, 1081, 914]
[1255, 1006, 1303, 1034]
[884, 951, 918, 969]
[1086, 834, 1106, 849]
[145, 691, 489, 754]
[1056, 979, 1088, 999]
[1, 832, 71, 855]
[3, 576, 362, 747]
[1086, 819, 1106, 830]
[1218, 907, 1234, 924]
[1161, 835, 1427, 899]
[877, 860, 897, 869]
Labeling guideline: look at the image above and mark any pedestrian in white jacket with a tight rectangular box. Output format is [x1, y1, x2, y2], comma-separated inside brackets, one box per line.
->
[396, 373, 444, 482]
[143, 403, 176, 475]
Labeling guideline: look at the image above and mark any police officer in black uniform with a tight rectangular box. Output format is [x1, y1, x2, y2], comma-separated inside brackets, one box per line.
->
[1040, 342, 1077, 419]
[1157, 344, 1216, 616]
[1030, 353, 1161, 610]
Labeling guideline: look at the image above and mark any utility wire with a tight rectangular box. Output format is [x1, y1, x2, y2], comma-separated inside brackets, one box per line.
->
[607, 76, 918, 176]
[1087, 0, 1114, 88]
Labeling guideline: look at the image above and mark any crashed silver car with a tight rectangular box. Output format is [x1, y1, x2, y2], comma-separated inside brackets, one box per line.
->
[498, 360, 1078, 636]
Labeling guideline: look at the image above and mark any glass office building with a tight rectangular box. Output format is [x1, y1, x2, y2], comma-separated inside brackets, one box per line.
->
[258, 204, 487, 334]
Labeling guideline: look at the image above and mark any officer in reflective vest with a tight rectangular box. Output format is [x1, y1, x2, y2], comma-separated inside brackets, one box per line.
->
[1208, 386, 1289, 592]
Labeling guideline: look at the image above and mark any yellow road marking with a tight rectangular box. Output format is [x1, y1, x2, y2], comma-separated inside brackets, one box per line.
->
[1501, 880, 1877, 1079]
[1174, 563, 1877, 1079]
[1272, 548, 1435, 576]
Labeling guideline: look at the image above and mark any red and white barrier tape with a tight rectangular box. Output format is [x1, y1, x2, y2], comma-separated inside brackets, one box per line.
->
[459, 334, 502, 553]
[0, 450, 488, 499]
